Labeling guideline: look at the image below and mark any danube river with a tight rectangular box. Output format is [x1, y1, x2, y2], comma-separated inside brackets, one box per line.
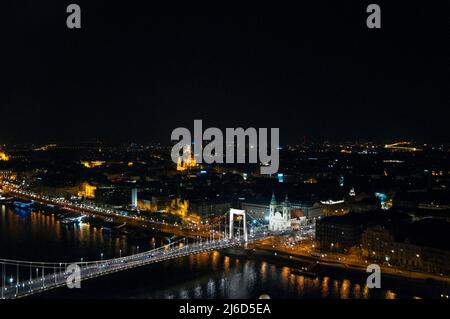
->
[0, 205, 446, 299]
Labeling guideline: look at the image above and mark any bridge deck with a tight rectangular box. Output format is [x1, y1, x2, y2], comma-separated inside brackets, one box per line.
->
[1, 235, 267, 299]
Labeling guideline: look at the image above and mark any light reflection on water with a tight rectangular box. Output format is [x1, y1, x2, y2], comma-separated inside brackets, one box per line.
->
[124, 252, 387, 299]
[0, 205, 157, 262]
[1, 205, 444, 299]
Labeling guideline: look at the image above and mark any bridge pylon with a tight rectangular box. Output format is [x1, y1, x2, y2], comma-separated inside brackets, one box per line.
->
[229, 209, 248, 242]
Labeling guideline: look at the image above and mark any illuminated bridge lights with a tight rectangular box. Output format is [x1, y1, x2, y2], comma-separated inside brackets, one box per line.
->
[384, 142, 422, 152]
[0, 233, 268, 299]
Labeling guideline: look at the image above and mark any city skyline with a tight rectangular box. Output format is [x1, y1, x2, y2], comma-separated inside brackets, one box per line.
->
[2, 1, 450, 306]
[1, 136, 450, 300]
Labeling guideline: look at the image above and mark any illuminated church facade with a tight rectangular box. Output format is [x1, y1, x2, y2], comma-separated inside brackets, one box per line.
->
[268, 194, 292, 231]
[176, 145, 198, 171]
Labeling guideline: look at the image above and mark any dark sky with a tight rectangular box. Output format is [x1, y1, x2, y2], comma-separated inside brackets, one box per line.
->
[2, 1, 449, 144]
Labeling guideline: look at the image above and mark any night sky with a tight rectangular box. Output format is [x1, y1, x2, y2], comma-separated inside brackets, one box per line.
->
[3, 1, 449, 144]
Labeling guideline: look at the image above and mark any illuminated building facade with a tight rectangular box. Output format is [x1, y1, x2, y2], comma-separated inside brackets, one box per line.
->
[131, 188, 138, 208]
[268, 194, 292, 231]
[243, 196, 323, 222]
[169, 198, 189, 217]
[80, 161, 105, 168]
[77, 182, 97, 199]
[176, 145, 198, 171]
[136, 195, 198, 222]
[362, 224, 450, 275]
[0, 151, 10, 161]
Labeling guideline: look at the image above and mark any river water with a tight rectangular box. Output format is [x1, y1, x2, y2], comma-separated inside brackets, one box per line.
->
[1, 205, 447, 299]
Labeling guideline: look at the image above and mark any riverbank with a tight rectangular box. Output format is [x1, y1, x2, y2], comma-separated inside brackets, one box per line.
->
[1, 186, 208, 238]
[222, 246, 450, 290]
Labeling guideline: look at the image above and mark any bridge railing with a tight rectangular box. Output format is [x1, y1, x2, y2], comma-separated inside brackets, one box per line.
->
[1, 234, 264, 299]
